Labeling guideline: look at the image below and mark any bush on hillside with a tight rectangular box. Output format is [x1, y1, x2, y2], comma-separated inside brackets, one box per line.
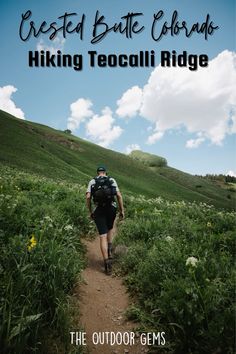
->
[129, 150, 167, 168]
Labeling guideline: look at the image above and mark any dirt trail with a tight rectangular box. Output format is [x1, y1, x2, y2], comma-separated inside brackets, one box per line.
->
[74, 236, 147, 354]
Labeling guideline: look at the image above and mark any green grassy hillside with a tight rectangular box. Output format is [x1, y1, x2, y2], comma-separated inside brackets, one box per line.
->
[0, 109, 235, 209]
[130, 150, 236, 210]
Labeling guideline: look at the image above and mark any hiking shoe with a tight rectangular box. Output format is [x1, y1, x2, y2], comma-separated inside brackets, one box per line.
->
[108, 248, 113, 260]
[104, 259, 112, 275]
[108, 243, 113, 259]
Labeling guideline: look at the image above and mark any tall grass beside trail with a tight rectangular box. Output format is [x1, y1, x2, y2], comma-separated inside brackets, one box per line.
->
[0, 166, 94, 354]
[115, 196, 236, 354]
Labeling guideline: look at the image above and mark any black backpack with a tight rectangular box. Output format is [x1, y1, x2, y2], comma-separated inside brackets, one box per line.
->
[91, 176, 116, 205]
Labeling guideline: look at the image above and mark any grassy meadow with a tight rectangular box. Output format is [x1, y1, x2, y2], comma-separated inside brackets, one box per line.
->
[115, 195, 235, 353]
[0, 111, 235, 353]
[0, 166, 94, 353]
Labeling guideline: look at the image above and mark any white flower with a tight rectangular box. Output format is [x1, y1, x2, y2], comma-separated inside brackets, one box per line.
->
[165, 236, 173, 242]
[64, 225, 73, 231]
[186, 256, 198, 268]
[44, 216, 53, 222]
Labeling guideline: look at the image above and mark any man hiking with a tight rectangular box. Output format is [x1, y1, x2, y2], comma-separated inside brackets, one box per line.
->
[86, 166, 124, 275]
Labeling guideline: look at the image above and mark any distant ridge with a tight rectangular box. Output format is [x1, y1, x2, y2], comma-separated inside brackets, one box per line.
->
[0, 109, 235, 210]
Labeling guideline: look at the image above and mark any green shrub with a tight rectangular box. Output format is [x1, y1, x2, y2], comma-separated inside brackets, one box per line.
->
[129, 150, 167, 167]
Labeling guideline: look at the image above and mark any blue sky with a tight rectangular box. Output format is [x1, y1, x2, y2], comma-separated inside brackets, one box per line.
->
[0, 0, 235, 175]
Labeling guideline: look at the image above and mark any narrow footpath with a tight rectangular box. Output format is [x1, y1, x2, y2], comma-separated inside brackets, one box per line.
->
[74, 236, 148, 354]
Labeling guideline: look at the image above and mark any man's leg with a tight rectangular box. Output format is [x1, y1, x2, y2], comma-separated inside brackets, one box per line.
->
[100, 234, 112, 275]
[100, 234, 108, 260]
[106, 206, 117, 259]
[107, 229, 113, 259]
[94, 209, 110, 270]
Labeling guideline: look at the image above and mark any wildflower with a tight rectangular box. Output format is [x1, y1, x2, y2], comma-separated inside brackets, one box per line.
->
[64, 224, 73, 231]
[44, 216, 53, 222]
[207, 222, 212, 228]
[28, 234, 37, 251]
[165, 236, 173, 242]
[186, 256, 198, 268]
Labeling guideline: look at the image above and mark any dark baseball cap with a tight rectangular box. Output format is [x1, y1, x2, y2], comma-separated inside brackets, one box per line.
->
[97, 165, 106, 172]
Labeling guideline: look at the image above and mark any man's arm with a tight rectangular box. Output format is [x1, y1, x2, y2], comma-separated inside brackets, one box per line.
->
[86, 192, 94, 219]
[116, 191, 125, 219]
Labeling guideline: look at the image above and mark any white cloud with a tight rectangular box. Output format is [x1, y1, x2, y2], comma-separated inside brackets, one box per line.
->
[0, 85, 25, 119]
[125, 144, 141, 154]
[67, 98, 93, 131]
[36, 34, 65, 54]
[146, 130, 164, 145]
[116, 50, 236, 147]
[226, 170, 236, 177]
[86, 107, 123, 147]
[67, 99, 123, 147]
[186, 137, 205, 149]
[230, 116, 236, 133]
[116, 85, 142, 118]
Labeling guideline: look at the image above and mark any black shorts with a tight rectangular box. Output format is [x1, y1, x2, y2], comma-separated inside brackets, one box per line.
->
[93, 205, 117, 235]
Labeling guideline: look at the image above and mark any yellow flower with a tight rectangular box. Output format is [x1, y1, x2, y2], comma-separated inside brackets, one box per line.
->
[207, 222, 212, 228]
[27, 234, 37, 251]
